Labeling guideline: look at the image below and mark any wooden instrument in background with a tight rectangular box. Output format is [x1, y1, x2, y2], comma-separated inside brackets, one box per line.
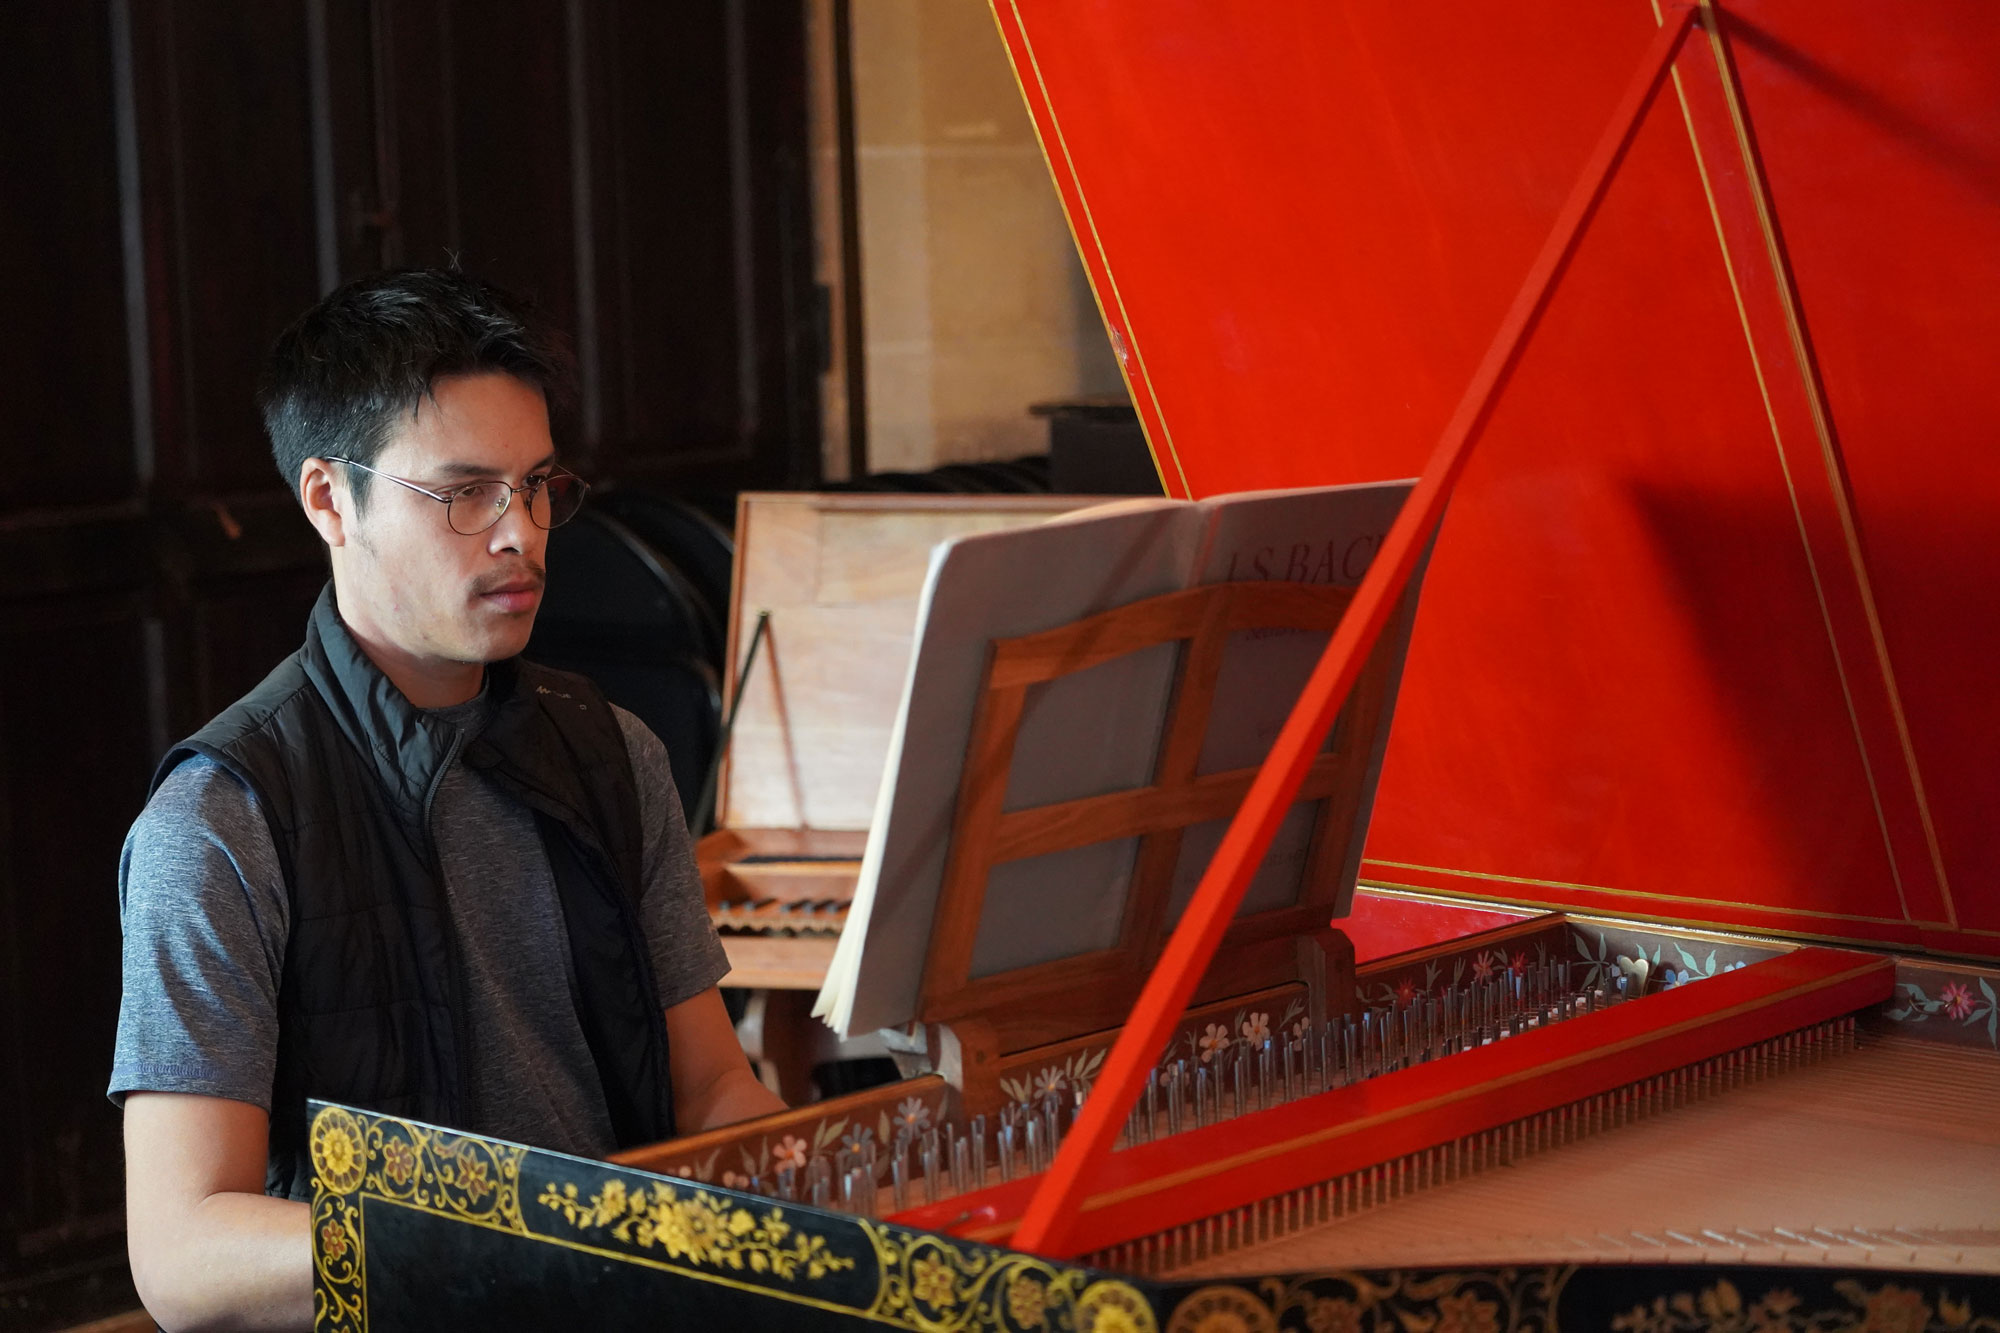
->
[697, 493, 1093, 1098]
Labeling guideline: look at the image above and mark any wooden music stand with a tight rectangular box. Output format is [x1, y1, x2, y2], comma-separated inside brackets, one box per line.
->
[906, 577, 1398, 1105]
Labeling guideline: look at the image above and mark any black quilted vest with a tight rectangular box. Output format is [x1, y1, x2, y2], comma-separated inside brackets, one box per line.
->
[151, 586, 676, 1200]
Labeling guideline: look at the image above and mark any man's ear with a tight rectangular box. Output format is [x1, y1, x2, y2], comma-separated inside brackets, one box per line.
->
[298, 458, 350, 548]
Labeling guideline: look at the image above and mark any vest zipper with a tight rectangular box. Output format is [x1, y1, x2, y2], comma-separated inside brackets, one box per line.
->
[494, 764, 677, 1141]
[421, 727, 475, 1128]
[562, 819, 678, 1142]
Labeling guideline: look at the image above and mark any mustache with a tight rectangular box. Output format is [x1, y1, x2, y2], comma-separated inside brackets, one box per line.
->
[472, 562, 546, 596]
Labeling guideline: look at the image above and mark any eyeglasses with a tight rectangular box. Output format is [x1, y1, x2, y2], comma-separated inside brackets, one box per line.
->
[327, 458, 589, 536]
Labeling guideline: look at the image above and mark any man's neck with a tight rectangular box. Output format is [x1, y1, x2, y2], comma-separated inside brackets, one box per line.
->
[332, 596, 485, 709]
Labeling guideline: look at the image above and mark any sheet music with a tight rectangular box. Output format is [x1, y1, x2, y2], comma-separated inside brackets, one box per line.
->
[815, 482, 1419, 1037]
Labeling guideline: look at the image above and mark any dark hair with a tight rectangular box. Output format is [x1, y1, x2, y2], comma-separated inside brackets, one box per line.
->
[258, 267, 574, 507]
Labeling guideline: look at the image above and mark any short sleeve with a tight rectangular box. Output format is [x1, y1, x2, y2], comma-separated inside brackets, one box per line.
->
[613, 706, 731, 1009]
[108, 757, 290, 1110]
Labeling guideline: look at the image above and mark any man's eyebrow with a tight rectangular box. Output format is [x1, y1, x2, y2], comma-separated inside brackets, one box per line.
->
[432, 453, 560, 480]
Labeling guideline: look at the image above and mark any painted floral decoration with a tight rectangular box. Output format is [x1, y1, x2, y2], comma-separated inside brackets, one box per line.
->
[1008, 1275, 1050, 1329]
[893, 1096, 931, 1135]
[1178, 1308, 1256, 1333]
[1858, 1286, 1930, 1333]
[1200, 1023, 1232, 1063]
[453, 1148, 493, 1204]
[1002, 1047, 1106, 1105]
[1241, 1012, 1271, 1045]
[1304, 1296, 1362, 1333]
[1437, 1289, 1501, 1333]
[1608, 1278, 1982, 1333]
[308, 1107, 368, 1195]
[1747, 1291, 1801, 1333]
[539, 1180, 853, 1281]
[911, 1255, 957, 1309]
[380, 1137, 417, 1187]
[1093, 1308, 1149, 1333]
[1887, 973, 1998, 1050]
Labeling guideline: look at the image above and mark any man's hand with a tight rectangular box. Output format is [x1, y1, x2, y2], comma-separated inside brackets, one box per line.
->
[664, 987, 787, 1131]
[124, 1092, 311, 1332]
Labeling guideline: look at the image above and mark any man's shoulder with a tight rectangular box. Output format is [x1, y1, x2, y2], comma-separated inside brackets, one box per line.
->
[606, 701, 662, 763]
[508, 658, 643, 764]
[125, 754, 279, 898]
[184, 649, 319, 756]
[141, 754, 264, 836]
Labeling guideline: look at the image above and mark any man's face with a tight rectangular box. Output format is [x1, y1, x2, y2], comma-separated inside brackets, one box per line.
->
[333, 372, 556, 673]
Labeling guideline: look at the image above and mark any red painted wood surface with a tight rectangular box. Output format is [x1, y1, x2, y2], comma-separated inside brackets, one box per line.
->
[1342, 890, 1536, 964]
[895, 947, 1893, 1255]
[1008, 9, 1701, 1254]
[989, 1, 1999, 959]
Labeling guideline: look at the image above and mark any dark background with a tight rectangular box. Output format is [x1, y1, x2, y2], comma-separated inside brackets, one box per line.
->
[1, 2, 824, 1325]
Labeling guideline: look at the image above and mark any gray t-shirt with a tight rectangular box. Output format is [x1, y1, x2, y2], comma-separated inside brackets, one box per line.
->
[109, 698, 730, 1158]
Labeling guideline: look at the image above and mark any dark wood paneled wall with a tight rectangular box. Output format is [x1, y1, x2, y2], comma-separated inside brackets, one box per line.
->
[0, 3, 819, 1325]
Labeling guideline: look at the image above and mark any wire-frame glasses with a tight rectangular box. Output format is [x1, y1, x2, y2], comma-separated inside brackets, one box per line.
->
[328, 458, 590, 536]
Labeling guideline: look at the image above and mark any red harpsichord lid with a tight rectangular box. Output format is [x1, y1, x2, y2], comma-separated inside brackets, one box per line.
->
[989, 0, 2000, 960]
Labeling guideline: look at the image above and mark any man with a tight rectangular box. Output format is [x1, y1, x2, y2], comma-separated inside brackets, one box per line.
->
[111, 268, 782, 1331]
